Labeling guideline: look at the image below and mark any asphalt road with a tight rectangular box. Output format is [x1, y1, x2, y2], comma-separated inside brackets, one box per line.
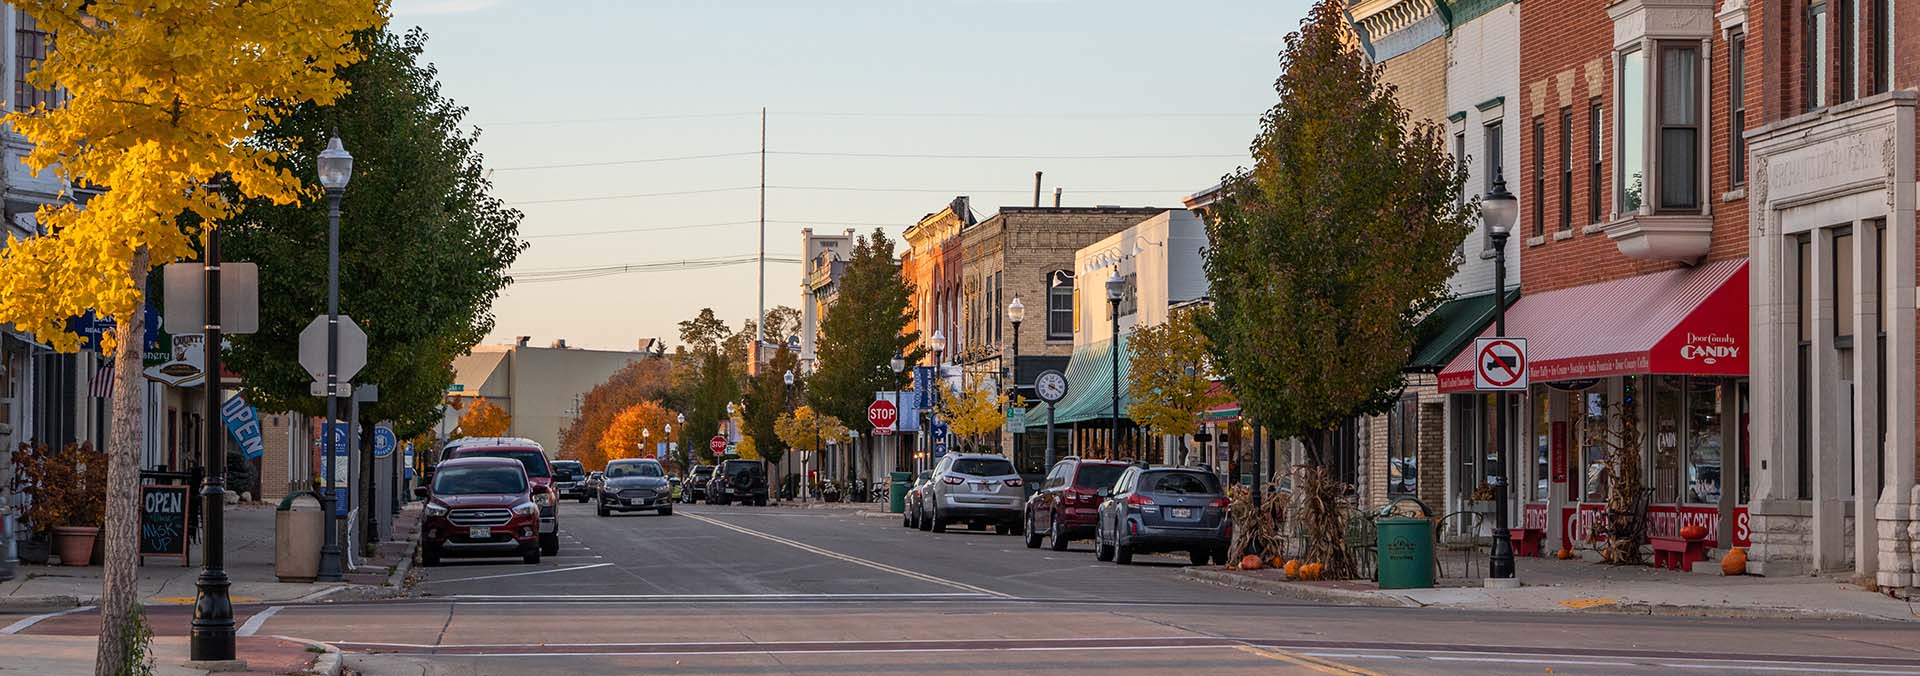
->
[9, 500, 1919, 675]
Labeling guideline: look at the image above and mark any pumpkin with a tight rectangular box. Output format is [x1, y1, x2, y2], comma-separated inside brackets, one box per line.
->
[1271, 556, 1288, 570]
[1555, 546, 1574, 560]
[1283, 559, 1302, 578]
[1301, 562, 1324, 580]
[1240, 554, 1264, 570]
[1721, 547, 1747, 576]
[1679, 525, 1708, 541]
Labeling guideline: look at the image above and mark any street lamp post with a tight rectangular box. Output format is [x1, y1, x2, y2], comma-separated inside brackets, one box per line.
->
[783, 369, 795, 501]
[191, 203, 234, 661]
[889, 354, 904, 479]
[930, 330, 947, 464]
[317, 133, 352, 583]
[1482, 170, 1520, 582]
[642, 427, 651, 459]
[1106, 271, 1124, 459]
[1006, 298, 1024, 466]
[675, 412, 686, 472]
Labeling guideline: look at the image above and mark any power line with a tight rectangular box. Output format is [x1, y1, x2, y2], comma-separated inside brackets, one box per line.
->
[493, 152, 757, 172]
[512, 254, 802, 283]
[770, 150, 1240, 160]
[478, 111, 760, 127]
[473, 110, 1253, 127]
[522, 220, 758, 239]
[770, 185, 1187, 194]
[507, 186, 756, 206]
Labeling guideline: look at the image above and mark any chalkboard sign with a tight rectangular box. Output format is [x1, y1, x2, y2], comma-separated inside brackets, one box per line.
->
[139, 483, 190, 565]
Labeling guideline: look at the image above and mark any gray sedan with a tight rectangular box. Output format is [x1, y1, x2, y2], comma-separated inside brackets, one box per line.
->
[596, 459, 674, 516]
[1094, 465, 1230, 566]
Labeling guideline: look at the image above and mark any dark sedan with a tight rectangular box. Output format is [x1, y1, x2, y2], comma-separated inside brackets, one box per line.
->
[596, 459, 674, 516]
[1094, 465, 1230, 566]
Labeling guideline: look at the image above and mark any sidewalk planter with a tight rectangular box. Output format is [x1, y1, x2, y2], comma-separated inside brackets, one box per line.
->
[52, 526, 97, 567]
[17, 536, 50, 565]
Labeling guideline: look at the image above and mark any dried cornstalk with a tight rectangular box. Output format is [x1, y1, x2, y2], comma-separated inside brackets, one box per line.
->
[1293, 464, 1356, 579]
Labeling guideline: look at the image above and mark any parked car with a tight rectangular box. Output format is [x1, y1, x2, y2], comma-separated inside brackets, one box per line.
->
[416, 457, 541, 566]
[552, 459, 588, 503]
[684, 465, 716, 503]
[597, 458, 674, 516]
[585, 471, 605, 496]
[923, 453, 1025, 534]
[442, 437, 561, 555]
[707, 459, 768, 506]
[1024, 457, 1130, 551]
[902, 471, 933, 529]
[1093, 465, 1230, 566]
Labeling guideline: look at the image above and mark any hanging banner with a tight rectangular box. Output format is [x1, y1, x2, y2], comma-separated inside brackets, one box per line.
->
[220, 393, 266, 460]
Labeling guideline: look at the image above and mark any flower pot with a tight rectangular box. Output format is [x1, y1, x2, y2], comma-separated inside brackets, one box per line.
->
[17, 536, 51, 565]
[53, 526, 99, 567]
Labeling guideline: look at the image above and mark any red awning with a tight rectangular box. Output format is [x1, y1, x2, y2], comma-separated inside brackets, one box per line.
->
[1438, 259, 1747, 393]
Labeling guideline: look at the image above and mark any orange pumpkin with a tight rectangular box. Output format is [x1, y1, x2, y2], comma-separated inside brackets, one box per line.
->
[1301, 562, 1324, 580]
[1271, 556, 1288, 570]
[1240, 554, 1264, 570]
[1555, 547, 1574, 560]
[1283, 559, 1302, 578]
[1721, 547, 1747, 576]
[1679, 525, 1708, 541]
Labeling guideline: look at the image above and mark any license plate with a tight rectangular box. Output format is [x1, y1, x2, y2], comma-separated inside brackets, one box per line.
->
[468, 526, 490, 539]
[628, 498, 644, 506]
[1170, 508, 1192, 519]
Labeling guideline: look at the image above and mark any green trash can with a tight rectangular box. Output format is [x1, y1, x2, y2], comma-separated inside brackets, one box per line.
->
[1376, 517, 1435, 589]
[888, 471, 911, 513]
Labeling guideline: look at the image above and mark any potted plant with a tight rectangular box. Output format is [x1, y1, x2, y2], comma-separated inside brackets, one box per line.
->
[15, 442, 108, 566]
[1466, 482, 1497, 514]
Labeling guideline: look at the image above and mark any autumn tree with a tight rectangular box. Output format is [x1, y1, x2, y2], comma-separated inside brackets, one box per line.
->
[0, 3, 381, 669]
[559, 358, 675, 462]
[941, 381, 1005, 451]
[597, 400, 675, 469]
[762, 305, 802, 344]
[455, 397, 511, 438]
[1199, 0, 1471, 579]
[775, 405, 847, 457]
[1128, 306, 1228, 461]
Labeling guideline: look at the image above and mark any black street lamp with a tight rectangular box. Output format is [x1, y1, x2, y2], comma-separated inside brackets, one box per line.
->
[191, 204, 234, 662]
[316, 133, 352, 584]
[783, 369, 794, 501]
[1106, 270, 1124, 459]
[889, 354, 905, 476]
[1006, 298, 1024, 465]
[1483, 169, 1520, 582]
[930, 330, 947, 463]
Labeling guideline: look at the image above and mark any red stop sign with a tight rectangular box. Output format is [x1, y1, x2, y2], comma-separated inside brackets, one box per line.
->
[709, 435, 727, 453]
[867, 400, 898, 429]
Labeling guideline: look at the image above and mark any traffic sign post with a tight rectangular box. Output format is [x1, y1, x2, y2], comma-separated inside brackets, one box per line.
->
[709, 435, 727, 456]
[867, 399, 898, 435]
[1473, 337, 1529, 391]
[299, 315, 367, 394]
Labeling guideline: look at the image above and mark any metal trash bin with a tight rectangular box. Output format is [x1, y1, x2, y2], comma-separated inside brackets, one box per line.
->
[275, 491, 324, 583]
[888, 471, 911, 513]
[1376, 516, 1436, 589]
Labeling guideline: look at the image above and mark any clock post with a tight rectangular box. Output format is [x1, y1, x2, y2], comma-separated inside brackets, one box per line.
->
[1033, 370, 1068, 470]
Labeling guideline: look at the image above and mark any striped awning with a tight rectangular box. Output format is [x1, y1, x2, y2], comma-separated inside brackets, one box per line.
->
[1028, 335, 1130, 425]
[1438, 259, 1748, 392]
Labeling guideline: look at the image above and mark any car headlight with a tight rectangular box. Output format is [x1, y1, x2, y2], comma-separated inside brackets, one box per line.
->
[533, 491, 553, 507]
[425, 503, 449, 517]
[510, 501, 538, 517]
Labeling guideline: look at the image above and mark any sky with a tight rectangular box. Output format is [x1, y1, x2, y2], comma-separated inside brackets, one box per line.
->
[387, 0, 1314, 351]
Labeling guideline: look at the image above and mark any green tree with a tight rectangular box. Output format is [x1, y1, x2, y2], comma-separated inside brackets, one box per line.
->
[1198, 1, 1471, 577]
[1128, 306, 1229, 458]
[742, 344, 799, 469]
[680, 350, 740, 465]
[678, 307, 733, 355]
[224, 27, 525, 439]
[810, 230, 921, 427]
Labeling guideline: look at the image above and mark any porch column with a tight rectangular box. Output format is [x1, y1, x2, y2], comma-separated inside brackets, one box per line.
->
[1809, 228, 1850, 572]
[1851, 221, 1882, 581]
[1880, 153, 1918, 590]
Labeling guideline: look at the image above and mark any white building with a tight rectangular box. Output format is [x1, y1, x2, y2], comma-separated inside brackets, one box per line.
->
[797, 228, 856, 372]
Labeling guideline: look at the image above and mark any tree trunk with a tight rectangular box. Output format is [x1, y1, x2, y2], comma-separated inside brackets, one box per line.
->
[96, 247, 148, 674]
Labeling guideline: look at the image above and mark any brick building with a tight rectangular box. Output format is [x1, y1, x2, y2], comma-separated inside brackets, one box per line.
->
[903, 197, 972, 368]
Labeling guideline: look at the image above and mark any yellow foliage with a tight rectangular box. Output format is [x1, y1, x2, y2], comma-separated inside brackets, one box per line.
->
[1127, 306, 1229, 438]
[734, 435, 761, 460]
[774, 405, 845, 455]
[597, 400, 674, 469]
[941, 382, 1005, 447]
[455, 397, 510, 439]
[0, 1, 386, 350]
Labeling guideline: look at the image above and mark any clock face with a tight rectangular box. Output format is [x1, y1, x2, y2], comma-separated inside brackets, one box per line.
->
[1035, 371, 1068, 403]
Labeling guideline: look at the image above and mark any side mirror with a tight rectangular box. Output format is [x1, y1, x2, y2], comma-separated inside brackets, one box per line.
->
[413, 486, 428, 498]
[1096, 488, 1112, 498]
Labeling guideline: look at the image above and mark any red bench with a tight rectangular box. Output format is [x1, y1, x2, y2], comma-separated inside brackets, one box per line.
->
[1650, 535, 1708, 572]
[1509, 527, 1545, 557]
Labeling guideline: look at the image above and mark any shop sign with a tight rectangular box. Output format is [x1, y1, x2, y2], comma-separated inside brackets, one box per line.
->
[1732, 506, 1750, 548]
[1550, 421, 1568, 483]
[1522, 503, 1549, 530]
[1647, 505, 1723, 548]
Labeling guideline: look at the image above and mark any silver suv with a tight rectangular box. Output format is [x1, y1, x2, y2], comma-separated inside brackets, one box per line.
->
[923, 453, 1026, 535]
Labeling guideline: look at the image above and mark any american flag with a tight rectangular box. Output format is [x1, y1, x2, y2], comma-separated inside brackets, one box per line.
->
[91, 360, 113, 399]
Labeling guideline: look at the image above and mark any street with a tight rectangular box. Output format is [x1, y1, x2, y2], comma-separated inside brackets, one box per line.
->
[10, 501, 1911, 675]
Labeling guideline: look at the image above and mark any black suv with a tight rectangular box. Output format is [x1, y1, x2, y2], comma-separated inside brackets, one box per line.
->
[551, 460, 588, 503]
[684, 465, 716, 503]
[708, 459, 769, 506]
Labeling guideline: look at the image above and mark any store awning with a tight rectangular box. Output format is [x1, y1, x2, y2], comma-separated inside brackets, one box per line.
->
[1438, 259, 1747, 393]
[1407, 287, 1522, 372]
[1030, 335, 1131, 425]
[1200, 381, 1239, 422]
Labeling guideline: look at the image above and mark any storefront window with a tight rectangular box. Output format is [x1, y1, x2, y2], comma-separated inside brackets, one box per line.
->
[1618, 49, 1647, 212]
[1652, 375, 1684, 503]
[1582, 389, 1610, 503]
[1687, 378, 1723, 504]
[1533, 388, 1550, 502]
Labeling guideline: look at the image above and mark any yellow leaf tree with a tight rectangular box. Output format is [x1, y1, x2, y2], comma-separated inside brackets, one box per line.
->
[597, 400, 674, 469]
[1128, 306, 1229, 458]
[455, 397, 511, 439]
[0, 3, 383, 669]
[774, 405, 846, 456]
[941, 382, 1006, 451]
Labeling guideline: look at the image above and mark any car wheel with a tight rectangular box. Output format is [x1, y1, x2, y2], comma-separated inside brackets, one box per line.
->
[1023, 513, 1043, 548]
[930, 511, 947, 533]
[1049, 515, 1069, 552]
[596, 503, 609, 517]
[1189, 550, 1210, 566]
[540, 532, 559, 556]
[420, 543, 440, 567]
[523, 548, 541, 565]
[1211, 548, 1230, 566]
[904, 509, 914, 528]
[1095, 538, 1115, 562]
[659, 506, 673, 516]
[1115, 543, 1134, 565]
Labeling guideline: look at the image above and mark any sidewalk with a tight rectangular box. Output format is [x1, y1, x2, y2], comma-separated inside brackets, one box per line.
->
[1184, 555, 1920, 622]
[2, 502, 420, 613]
[0, 634, 338, 675]
[771, 499, 900, 519]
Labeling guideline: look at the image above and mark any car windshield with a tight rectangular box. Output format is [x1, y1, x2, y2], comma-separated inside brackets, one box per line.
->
[692, 467, 714, 477]
[951, 458, 1015, 476]
[606, 462, 662, 478]
[1141, 471, 1221, 495]
[433, 465, 526, 495]
[552, 461, 583, 479]
[1073, 464, 1128, 489]
[459, 449, 550, 478]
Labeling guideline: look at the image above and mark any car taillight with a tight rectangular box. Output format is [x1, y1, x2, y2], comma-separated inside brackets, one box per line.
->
[1003, 478, 1023, 488]
[941, 476, 964, 485]
[1125, 494, 1154, 506]
[1208, 497, 1230, 508]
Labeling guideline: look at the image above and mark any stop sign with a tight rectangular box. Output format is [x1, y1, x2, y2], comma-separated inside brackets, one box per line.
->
[709, 435, 727, 454]
[867, 399, 898, 430]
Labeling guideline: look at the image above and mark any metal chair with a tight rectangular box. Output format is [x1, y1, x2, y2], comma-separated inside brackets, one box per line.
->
[1433, 510, 1486, 579]
[1344, 507, 1379, 581]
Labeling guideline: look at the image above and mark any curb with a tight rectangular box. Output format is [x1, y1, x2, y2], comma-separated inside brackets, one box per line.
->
[271, 635, 342, 676]
[1569, 600, 1916, 623]
[0, 594, 82, 613]
[1179, 568, 1413, 608]
[854, 511, 902, 519]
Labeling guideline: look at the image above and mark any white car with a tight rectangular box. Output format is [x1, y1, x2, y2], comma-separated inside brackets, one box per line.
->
[922, 453, 1026, 535]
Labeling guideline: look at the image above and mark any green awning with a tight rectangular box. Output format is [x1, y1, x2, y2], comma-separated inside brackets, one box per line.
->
[1405, 287, 1521, 373]
[1028, 335, 1131, 425]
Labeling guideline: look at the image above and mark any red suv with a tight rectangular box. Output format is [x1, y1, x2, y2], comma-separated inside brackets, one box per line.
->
[1023, 457, 1131, 551]
[443, 437, 561, 555]
[416, 457, 542, 566]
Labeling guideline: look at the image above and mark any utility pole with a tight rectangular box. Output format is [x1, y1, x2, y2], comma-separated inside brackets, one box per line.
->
[758, 106, 767, 345]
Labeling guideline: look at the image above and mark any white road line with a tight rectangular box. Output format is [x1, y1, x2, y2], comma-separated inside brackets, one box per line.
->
[681, 512, 1012, 598]
[338, 633, 1194, 649]
[236, 606, 282, 637]
[380, 645, 1227, 658]
[0, 605, 93, 635]
[422, 562, 613, 585]
[438, 592, 990, 602]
